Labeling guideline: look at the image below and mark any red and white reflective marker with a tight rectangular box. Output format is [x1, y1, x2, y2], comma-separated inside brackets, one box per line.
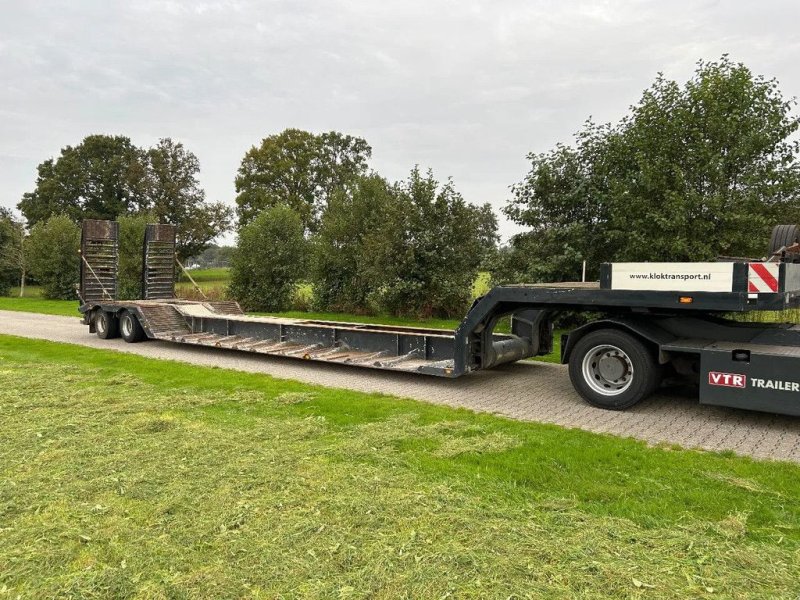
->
[748, 263, 780, 293]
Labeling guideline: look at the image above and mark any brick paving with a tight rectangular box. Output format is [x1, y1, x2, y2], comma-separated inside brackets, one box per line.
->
[2, 309, 799, 462]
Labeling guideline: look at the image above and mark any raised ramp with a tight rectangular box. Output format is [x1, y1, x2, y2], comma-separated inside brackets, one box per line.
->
[80, 220, 118, 302]
[142, 224, 177, 300]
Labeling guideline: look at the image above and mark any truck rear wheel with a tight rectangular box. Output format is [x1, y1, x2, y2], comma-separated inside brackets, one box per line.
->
[119, 310, 146, 343]
[768, 224, 800, 256]
[94, 310, 119, 340]
[568, 329, 661, 410]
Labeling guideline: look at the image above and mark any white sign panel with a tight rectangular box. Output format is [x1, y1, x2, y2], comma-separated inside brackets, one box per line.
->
[610, 262, 735, 292]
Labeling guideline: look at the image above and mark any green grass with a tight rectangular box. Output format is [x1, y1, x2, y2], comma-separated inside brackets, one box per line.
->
[734, 308, 800, 323]
[0, 285, 81, 317]
[180, 267, 230, 283]
[1, 335, 799, 597]
[0, 295, 80, 317]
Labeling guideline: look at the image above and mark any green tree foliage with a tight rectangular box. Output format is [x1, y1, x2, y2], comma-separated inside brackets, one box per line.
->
[19, 135, 146, 226]
[499, 56, 800, 284]
[235, 129, 372, 231]
[27, 215, 80, 299]
[312, 174, 395, 312]
[18, 135, 230, 260]
[0, 209, 22, 296]
[116, 213, 155, 300]
[143, 138, 232, 260]
[228, 206, 307, 312]
[360, 168, 497, 318]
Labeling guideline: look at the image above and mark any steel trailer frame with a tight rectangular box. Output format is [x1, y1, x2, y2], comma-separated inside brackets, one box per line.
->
[78, 220, 800, 417]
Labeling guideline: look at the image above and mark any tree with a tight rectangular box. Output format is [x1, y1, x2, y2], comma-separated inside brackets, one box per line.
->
[19, 135, 147, 226]
[143, 138, 233, 260]
[0, 209, 24, 296]
[27, 215, 80, 300]
[228, 206, 307, 312]
[312, 174, 396, 312]
[116, 213, 156, 300]
[360, 167, 497, 318]
[18, 135, 231, 261]
[0, 210, 28, 297]
[235, 129, 372, 231]
[500, 56, 800, 284]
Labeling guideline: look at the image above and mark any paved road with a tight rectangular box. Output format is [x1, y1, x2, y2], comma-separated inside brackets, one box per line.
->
[2, 309, 799, 462]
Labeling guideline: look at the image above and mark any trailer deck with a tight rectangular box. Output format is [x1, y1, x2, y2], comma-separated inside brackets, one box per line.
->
[97, 298, 470, 376]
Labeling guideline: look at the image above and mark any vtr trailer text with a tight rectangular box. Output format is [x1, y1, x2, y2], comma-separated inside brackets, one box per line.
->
[77, 220, 800, 417]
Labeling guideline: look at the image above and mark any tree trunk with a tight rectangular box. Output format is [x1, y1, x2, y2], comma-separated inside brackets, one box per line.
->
[19, 268, 25, 298]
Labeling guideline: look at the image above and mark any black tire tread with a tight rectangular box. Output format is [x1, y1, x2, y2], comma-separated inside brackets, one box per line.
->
[94, 311, 119, 340]
[568, 329, 661, 410]
[120, 310, 146, 343]
[768, 224, 800, 256]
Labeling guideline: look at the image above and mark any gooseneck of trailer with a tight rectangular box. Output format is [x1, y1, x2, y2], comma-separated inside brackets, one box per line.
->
[77, 219, 800, 418]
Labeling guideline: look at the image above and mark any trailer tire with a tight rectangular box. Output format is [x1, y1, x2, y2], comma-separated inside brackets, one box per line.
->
[768, 224, 800, 256]
[119, 310, 146, 343]
[94, 310, 119, 340]
[568, 329, 661, 410]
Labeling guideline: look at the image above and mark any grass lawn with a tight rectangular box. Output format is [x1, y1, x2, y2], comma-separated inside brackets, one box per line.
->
[175, 267, 231, 298]
[0, 287, 80, 317]
[179, 267, 231, 283]
[1, 336, 799, 597]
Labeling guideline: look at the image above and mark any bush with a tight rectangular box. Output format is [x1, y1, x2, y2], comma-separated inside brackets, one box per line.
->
[361, 168, 497, 318]
[228, 206, 307, 312]
[311, 175, 394, 313]
[0, 211, 20, 296]
[27, 215, 80, 299]
[311, 169, 497, 318]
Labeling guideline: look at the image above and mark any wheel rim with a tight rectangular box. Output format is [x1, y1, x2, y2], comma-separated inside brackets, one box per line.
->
[96, 314, 106, 334]
[581, 344, 634, 396]
[121, 314, 133, 337]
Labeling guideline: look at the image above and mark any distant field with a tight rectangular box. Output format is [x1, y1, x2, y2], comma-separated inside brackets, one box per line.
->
[180, 267, 230, 283]
[2, 335, 799, 598]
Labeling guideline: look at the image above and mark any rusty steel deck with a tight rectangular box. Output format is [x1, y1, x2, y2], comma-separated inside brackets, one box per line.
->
[90, 299, 490, 377]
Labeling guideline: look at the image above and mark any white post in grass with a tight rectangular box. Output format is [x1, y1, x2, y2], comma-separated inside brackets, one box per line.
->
[582, 260, 587, 283]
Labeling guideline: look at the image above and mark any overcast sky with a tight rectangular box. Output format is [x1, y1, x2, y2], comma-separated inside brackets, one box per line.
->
[1, 0, 799, 241]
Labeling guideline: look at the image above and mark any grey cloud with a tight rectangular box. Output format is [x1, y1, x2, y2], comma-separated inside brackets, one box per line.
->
[1, 0, 798, 240]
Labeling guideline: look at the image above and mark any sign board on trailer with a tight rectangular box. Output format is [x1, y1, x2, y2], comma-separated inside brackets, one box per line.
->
[608, 262, 735, 292]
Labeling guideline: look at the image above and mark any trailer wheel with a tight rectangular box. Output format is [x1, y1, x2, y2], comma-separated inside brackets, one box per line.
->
[119, 310, 146, 343]
[568, 329, 661, 410]
[94, 310, 119, 340]
[768, 224, 800, 255]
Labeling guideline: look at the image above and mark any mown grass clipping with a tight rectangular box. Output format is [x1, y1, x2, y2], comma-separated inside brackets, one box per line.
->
[1, 335, 799, 598]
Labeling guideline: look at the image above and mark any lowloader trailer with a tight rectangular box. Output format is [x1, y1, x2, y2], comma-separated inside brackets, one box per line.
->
[78, 220, 800, 417]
